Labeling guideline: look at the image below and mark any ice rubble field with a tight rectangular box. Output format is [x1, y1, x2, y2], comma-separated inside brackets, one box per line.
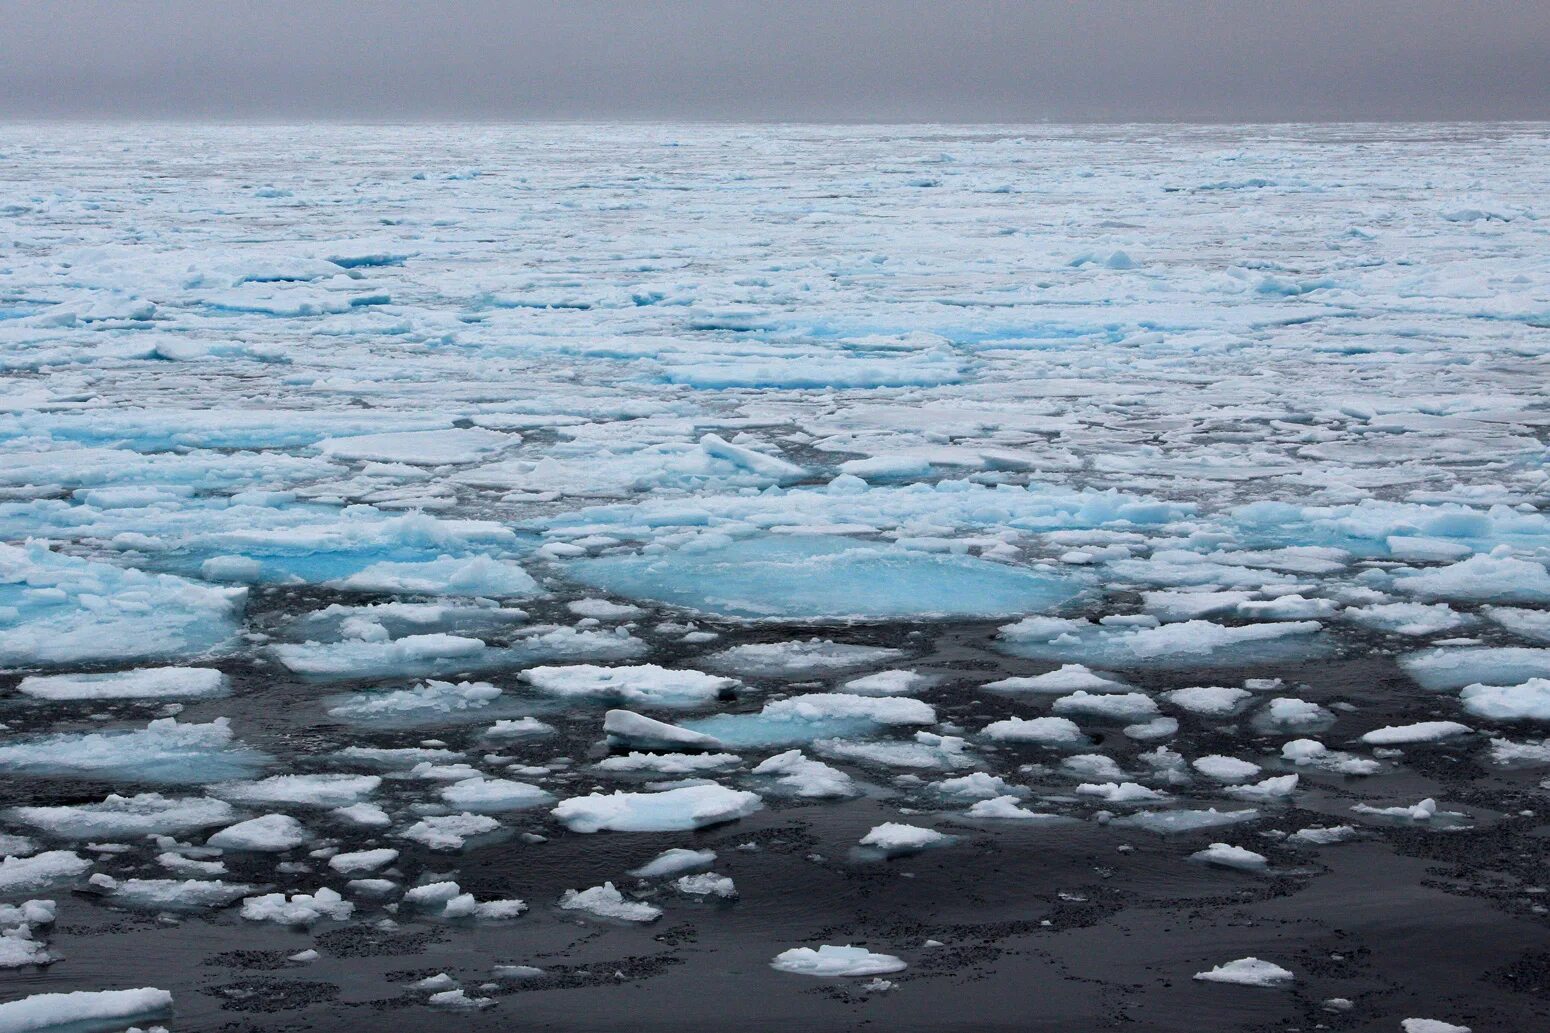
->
[0, 121, 1546, 1031]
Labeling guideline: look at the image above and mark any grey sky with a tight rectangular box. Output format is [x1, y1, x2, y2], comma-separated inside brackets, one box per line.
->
[2, 1, 1546, 122]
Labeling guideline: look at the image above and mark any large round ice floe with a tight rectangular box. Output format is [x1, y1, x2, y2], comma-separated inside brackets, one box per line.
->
[566, 535, 1083, 620]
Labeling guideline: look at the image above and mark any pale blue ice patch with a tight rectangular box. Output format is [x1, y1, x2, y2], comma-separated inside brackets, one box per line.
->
[0, 718, 270, 785]
[567, 535, 1083, 621]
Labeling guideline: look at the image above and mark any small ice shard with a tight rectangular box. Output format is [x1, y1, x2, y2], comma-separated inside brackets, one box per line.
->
[984, 665, 1132, 695]
[558, 882, 661, 922]
[771, 944, 907, 977]
[1193, 957, 1294, 987]
[594, 751, 739, 774]
[552, 785, 761, 833]
[682, 694, 934, 748]
[817, 732, 974, 770]
[966, 796, 1061, 820]
[603, 709, 724, 751]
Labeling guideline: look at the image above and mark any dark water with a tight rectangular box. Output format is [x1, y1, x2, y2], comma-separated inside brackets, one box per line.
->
[2, 588, 1546, 1032]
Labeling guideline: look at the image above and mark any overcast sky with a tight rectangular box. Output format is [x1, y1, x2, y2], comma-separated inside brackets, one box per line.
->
[2, 0, 1546, 122]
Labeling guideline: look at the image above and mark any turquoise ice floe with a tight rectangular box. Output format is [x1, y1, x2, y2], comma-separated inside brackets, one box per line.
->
[566, 534, 1084, 621]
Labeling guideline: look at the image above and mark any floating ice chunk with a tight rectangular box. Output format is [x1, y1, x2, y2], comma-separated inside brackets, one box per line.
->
[427, 989, 494, 1010]
[771, 944, 907, 977]
[331, 802, 392, 827]
[981, 716, 1087, 746]
[1142, 590, 1254, 621]
[1401, 647, 1550, 691]
[553, 785, 761, 833]
[0, 718, 267, 785]
[674, 872, 736, 897]
[1224, 775, 1299, 801]
[999, 617, 1328, 669]
[400, 813, 502, 850]
[0, 900, 54, 969]
[441, 778, 554, 812]
[750, 750, 856, 797]
[271, 633, 491, 679]
[6, 794, 236, 839]
[983, 664, 1131, 695]
[91, 876, 255, 911]
[1252, 698, 1334, 733]
[1281, 739, 1378, 775]
[681, 693, 934, 748]
[1052, 691, 1160, 723]
[330, 679, 502, 726]
[1392, 553, 1550, 604]
[628, 848, 717, 879]
[525, 664, 735, 706]
[570, 535, 1081, 620]
[1402, 1019, 1472, 1033]
[1192, 756, 1262, 782]
[558, 882, 661, 922]
[1063, 754, 1125, 782]
[0, 853, 90, 895]
[16, 667, 226, 701]
[1165, 686, 1252, 717]
[604, 709, 724, 751]
[332, 554, 540, 597]
[817, 732, 974, 770]
[1351, 798, 1461, 823]
[842, 670, 931, 696]
[1076, 782, 1166, 803]
[566, 598, 644, 620]
[594, 752, 740, 774]
[1459, 679, 1550, 722]
[932, 772, 1022, 800]
[1190, 843, 1268, 871]
[0, 543, 245, 665]
[0, 988, 173, 1032]
[1360, 721, 1472, 745]
[704, 639, 905, 678]
[240, 887, 353, 925]
[855, 818, 948, 849]
[212, 774, 379, 808]
[485, 717, 556, 739]
[1194, 957, 1293, 987]
[1487, 737, 1550, 765]
[204, 814, 304, 852]
[328, 848, 398, 874]
[697, 433, 805, 481]
[1116, 808, 1260, 834]
[317, 428, 516, 465]
[967, 796, 1062, 820]
[1485, 607, 1550, 643]
[1289, 825, 1360, 846]
[1124, 717, 1180, 741]
[1344, 602, 1473, 637]
[837, 455, 934, 481]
